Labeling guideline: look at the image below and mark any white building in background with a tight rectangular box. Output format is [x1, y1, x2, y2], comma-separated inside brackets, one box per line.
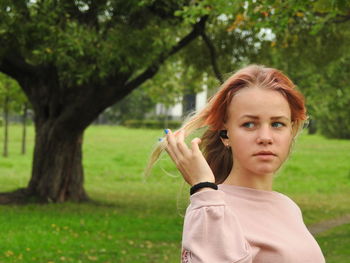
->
[155, 102, 182, 119]
[155, 84, 208, 120]
[195, 84, 208, 112]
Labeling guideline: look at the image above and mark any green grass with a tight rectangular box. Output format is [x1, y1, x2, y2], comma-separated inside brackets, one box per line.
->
[0, 125, 350, 262]
[274, 134, 350, 225]
[316, 223, 350, 262]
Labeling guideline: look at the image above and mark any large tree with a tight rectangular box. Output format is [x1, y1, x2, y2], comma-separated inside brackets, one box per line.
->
[0, 0, 217, 203]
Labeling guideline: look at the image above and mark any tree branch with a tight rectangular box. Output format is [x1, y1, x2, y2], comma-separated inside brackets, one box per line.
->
[0, 53, 37, 82]
[123, 15, 209, 94]
[333, 14, 350, 23]
[0, 53, 62, 115]
[200, 30, 224, 84]
[313, 11, 350, 24]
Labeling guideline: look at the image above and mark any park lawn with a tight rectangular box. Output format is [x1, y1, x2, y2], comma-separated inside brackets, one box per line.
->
[316, 223, 350, 263]
[0, 125, 349, 262]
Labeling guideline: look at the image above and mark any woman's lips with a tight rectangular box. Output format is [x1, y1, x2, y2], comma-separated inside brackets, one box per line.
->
[253, 151, 276, 160]
[253, 151, 276, 156]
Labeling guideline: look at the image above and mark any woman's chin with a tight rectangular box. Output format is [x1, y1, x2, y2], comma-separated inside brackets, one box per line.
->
[253, 166, 278, 177]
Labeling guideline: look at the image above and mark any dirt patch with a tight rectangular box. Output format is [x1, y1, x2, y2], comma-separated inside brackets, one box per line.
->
[308, 214, 350, 235]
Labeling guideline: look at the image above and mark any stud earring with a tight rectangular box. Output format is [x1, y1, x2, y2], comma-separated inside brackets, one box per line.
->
[219, 130, 229, 139]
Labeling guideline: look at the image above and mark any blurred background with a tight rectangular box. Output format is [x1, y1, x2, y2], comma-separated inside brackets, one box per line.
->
[0, 0, 349, 262]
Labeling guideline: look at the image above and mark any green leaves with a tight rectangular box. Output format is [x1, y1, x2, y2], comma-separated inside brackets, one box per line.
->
[0, 0, 190, 86]
[174, 0, 244, 26]
[0, 73, 27, 113]
[314, 54, 350, 139]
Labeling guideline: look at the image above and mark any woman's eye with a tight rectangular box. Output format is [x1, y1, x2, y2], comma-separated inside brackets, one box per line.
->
[243, 122, 255, 128]
[272, 122, 285, 128]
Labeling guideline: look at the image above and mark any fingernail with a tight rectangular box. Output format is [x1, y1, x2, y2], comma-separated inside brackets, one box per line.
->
[164, 129, 169, 134]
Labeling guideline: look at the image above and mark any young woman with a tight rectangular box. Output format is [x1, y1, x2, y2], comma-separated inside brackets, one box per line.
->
[146, 65, 325, 262]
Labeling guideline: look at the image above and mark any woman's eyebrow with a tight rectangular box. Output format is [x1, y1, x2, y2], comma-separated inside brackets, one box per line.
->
[271, 116, 291, 121]
[239, 115, 291, 121]
[239, 115, 259, 120]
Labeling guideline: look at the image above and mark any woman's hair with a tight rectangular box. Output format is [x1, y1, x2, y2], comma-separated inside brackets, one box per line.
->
[145, 64, 308, 183]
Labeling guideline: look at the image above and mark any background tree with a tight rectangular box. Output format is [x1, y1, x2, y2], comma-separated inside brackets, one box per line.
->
[144, 59, 206, 123]
[20, 101, 30, 154]
[0, 74, 11, 157]
[314, 53, 350, 138]
[0, 73, 26, 157]
[102, 87, 156, 124]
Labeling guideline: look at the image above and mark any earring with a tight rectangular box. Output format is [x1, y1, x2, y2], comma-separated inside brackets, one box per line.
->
[219, 130, 229, 139]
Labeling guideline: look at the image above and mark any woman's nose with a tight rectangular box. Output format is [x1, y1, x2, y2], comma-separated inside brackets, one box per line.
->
[256, 126, 273, 145]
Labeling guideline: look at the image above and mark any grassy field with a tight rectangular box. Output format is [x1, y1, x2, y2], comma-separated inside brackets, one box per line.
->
[0, 125, 349, 262]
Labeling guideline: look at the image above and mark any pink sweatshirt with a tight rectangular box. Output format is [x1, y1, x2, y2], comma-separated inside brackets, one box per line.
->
[181, 184, 325, 263]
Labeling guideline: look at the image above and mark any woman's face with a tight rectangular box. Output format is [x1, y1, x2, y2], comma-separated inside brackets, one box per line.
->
[224, 87, 293, 177]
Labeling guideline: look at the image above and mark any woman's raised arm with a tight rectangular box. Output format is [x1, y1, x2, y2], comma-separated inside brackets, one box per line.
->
[165, 129, 215, 186]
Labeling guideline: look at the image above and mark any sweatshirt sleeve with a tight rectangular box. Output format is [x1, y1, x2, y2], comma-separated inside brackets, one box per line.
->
[181, 190, 252, 263]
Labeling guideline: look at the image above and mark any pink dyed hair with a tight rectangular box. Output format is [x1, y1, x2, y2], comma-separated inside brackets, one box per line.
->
[145, 65, 308, 182]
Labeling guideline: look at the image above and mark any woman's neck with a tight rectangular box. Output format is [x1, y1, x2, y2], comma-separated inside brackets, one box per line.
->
[223, 169, 274, 191]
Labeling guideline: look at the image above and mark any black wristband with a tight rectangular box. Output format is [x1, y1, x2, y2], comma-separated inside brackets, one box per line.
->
[190, 182, 218, 195]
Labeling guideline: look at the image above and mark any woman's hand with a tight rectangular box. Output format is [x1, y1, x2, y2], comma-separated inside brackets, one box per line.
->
[164, 129, 215, 186]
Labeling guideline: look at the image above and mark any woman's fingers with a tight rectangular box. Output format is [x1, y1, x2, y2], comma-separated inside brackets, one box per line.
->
[176, 129, 191, 157]
[164, 129, 180, 161]
[164, 130, 215, 185]
[166, 129, 201, 159]
[191, 137, 202, 154]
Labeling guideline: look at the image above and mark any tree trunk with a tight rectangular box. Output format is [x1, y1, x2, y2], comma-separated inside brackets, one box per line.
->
[3, 95, 9, 157]
[27, 121, 88, 202]
[21, 102, 28, 155]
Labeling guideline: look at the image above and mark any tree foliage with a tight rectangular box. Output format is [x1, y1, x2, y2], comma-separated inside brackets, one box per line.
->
[314, 54, 350, 138]
[103, 87, 155, 123]
[0, 73, 26, 113]
[0, 73, 27, 156]
[1, 0, 188, 85]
